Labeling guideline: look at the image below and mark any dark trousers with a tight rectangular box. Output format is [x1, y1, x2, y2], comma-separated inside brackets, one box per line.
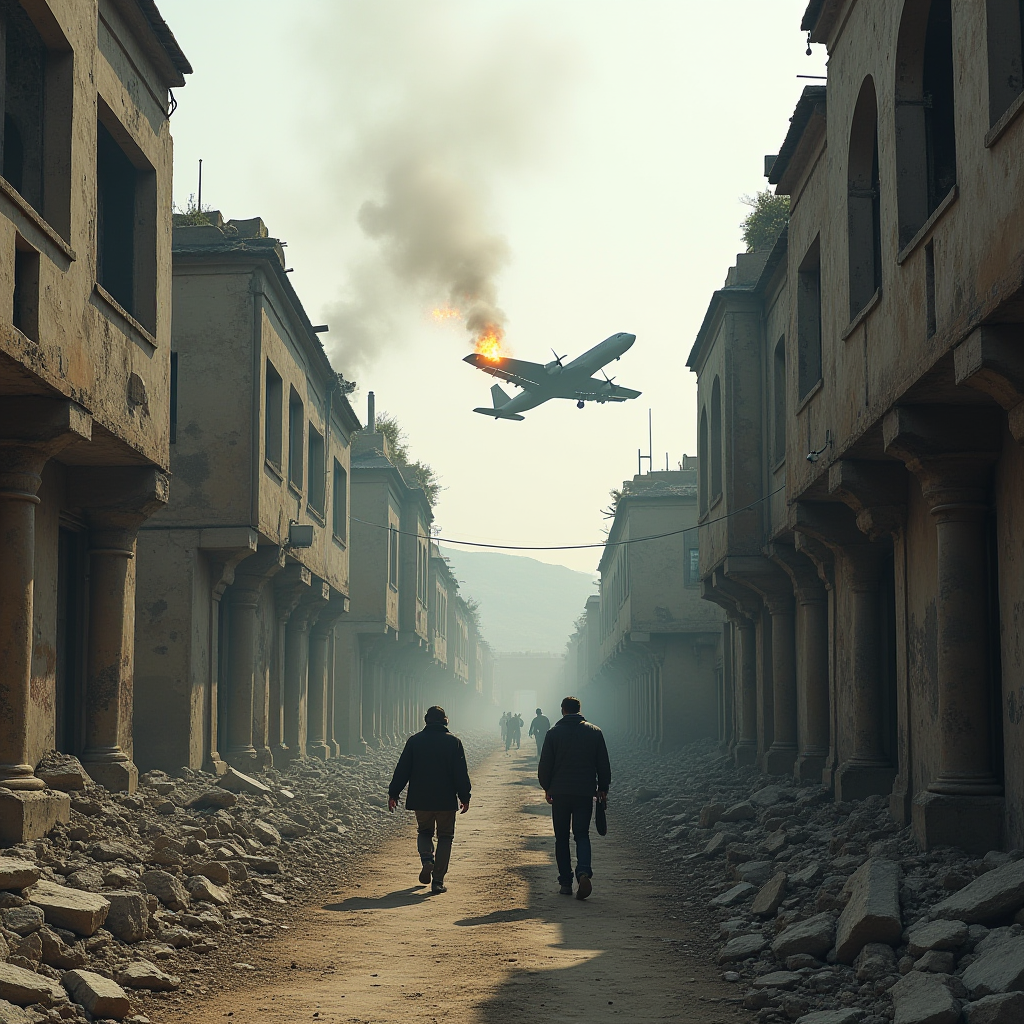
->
[415, 810, 456, 880]
[551, 796, 593, 885]
[533, 732, 546, 757]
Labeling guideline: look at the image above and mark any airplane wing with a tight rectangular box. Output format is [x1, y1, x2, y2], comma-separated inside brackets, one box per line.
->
[463, 353, 547, 389]
[569, 379, 642, 402]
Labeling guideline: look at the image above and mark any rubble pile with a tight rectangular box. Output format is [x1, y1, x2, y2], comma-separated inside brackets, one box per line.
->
[0, 740, 490, 1024]
[613, 740, 1024, 1024]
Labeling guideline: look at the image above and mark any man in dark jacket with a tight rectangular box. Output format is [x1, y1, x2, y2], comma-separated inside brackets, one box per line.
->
[388, 706, 471, 894]
[538, 696, 611, 900]
[528, 708, 550, 758]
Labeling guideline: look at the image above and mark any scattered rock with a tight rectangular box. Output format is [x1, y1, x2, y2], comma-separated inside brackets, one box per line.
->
[91, 841, 140, 863]
[710, 883, 755, 907]
[38, 927, 85, 970]
[963, 992, 1024, 1024]
[34, 751, 92, 792]
[61, 969, 131, 1019]
[184, 875, 230, 906]
[104, 892, 149, 944]
[771, 912, 837, 960]
[752, 872, 787, 918]
[906, 919, 969, 958]
[216, 768, 272, 797]
[720, 801, 756, 822]
[0, 962, 65, 1008]
[250, 820, 281, 846]
[26, 881, 109, 937]
[856, 942, 899, 982]
[834, 858, 902, 964]
[890, 971, 961, 1024]
[699, 803, 725, 828]
[791, 862, 824, 888]
[633, 787, 659, 804]
[0, 860, 40, 892]
[187, 789, 237, 811]
[141, 870, 189, 912]
[117, 960, 180, 992]
[931, 860, 1024, 926]
[1, 907, 43, 937]
[718, 933, 767, 964]
[795, 1010, 863, 1024]
[961, 936, 1024, 998]
[753, 971, 801, 990]
[734, 860, 773, 886]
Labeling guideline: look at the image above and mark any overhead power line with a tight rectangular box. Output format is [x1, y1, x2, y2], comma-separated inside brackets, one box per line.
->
[349, 485, 785, 553]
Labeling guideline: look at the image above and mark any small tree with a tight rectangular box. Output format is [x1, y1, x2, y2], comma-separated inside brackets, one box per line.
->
[172, 194, 211, 227]
[369, 412, 443, 508]
[741, 191, 790, 252]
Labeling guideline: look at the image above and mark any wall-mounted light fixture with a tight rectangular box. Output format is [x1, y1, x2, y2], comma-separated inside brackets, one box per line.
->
[806, 430, 833, 463]
[287, 520, 314, 547]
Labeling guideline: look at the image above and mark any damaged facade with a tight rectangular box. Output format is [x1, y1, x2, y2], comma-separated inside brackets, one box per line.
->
[0, 0, 190, 841]
[567, 463, 724, 750]
[691, 0, 1024, 854]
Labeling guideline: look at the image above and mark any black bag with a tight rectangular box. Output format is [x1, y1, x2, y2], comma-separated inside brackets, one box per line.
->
[595, 796, 607, 836]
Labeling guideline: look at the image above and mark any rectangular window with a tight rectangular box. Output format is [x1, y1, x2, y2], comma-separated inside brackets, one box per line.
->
[773, 337, 786, 463]
[389, 525, 399, 588]
[688, 548, 700, 586]
[925, 240, 937, 338]
[987, 0, 1024, 126]
[169, 352, 178, 444]
[332, 460, 347, 540]
[96, 114, 157, 331]
[264, 361, 283, 468]
[307, 425, 325, 515]
[13, 238, 39, 341]
[288, 388, 304, 490]
[797, 237, 823, 400]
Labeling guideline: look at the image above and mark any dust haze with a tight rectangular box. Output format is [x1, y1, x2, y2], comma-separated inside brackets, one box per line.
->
[304, 2, 574, 374]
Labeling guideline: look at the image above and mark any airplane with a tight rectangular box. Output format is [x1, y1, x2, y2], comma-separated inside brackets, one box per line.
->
[464, 331, 641, 421]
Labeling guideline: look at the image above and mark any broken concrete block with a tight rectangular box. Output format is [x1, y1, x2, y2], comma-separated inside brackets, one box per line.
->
[890, 971, 961, 1024]
[906, 919, 969, 958]
[26, 880, 109, 936]
[250, 820, 281, 846]
[752, 872, 787, 918]
[188, 788, 237, 810]
[916, 949, 956, 973]
[104, 891, 148, 944]
[720, 801, 756, 822]
[963, 992, 1024, 1024]
[834, 858, 902, 964]
[770, 912, 837, 960]
[90, 840, 140, 863]
[725, 842, 755, 864]
[855, 942, 899, 982]
[188, 861, 231, 885]
[34, 752, 91, 792]
[699, 803, 725, 828]
[1, 907, 43, 936]
[116, 960, 180, 991]
[0, 859, 40, 892]
[61, 970, 130, 1019]
[184, 875, 229, 906]
[791, 862, 824, 888]
[0, 962, 66, 1007]
[0, 790, 70, 844]
[704, 832, 737, 858]
[961, 936, 1024, 998]
[216, 767, 271, 796]
[718, 932, 767, 964]
[734, 861, 773, 886]
[38, 927, 85, 970]
[710, 883, 756, 907]
[0, 998, 38, 1023]
[752, 971, 801, 990]
[931, 859, 1024, 925]
[141, 870, 190, 912]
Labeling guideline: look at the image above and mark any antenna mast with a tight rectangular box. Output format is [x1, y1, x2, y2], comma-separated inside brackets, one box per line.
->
[638, 408, 653, 476]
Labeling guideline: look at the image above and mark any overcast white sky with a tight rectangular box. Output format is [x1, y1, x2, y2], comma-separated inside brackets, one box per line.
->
[161, 1, 826, 573]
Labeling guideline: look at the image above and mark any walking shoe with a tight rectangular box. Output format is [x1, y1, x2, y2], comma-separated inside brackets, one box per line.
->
[575, 875, 592, 900]
[418, 862, 433, 885]
[558, 883, 574, 896]
[431, 880, 447, 894]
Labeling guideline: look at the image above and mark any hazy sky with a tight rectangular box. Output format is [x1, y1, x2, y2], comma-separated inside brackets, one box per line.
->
[161, 1, 826, 573]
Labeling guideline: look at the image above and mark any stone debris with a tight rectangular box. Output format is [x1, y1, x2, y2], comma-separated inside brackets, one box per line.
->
[960, 936, 1024, 997]
[34, 752, 92, 793]
[771, 913, 837, 960]
[116, 960, 180, 991]
[710, 882, 755, 907]
[62, 970, 131, 1019]
[931, 860, 1024, 925]
[905, 919, 969, 958]
[890, 971, 961, 1024]
[0, 861, 39, 891]
[0, 962, 65, 1007]
[751, 872, 787, 918]
[27, 880, 109, 936]
[962, 991, 1024, 1024]
[834, 858, 902, 964]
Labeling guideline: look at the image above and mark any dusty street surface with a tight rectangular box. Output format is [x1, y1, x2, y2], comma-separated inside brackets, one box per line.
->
[191, 749, 748, 1023]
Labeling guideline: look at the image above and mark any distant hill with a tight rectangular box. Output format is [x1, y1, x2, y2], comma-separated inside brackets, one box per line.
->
[439, 547, 597, 654]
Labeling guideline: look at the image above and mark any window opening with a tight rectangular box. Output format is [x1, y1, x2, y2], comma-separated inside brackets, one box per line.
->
[797, 237, 823, 399]
[773, 337, 787, 462]
[848, 78, 882, 319]
[332, 461, 347, 540]
[710, 377, 723, 498]
[13, 238, 39, 340]
[288, 388, 304, 490]
[96, 121, 136, 313]
[699, 409, 709, 512]
[986, 0, 1024, 125]
[307, 425, 326, 515]
[389, 525, 399, 587]
[264, 361, 283, 468]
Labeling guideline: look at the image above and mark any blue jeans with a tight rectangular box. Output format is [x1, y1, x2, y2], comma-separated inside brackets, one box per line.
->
[551, 797, 593, 885]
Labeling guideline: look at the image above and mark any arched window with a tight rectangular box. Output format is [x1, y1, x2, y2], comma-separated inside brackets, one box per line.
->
[848, 77, 881, 318]
[986, 0, 1024, 126]
[773, 337, 787, 464]
[895, 0, 957, 250]
[699, 407, 709, 514]
[710, 377, 723, 500]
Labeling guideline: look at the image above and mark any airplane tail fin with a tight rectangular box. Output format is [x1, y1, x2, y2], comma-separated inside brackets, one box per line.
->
[490, 383, 511, 408]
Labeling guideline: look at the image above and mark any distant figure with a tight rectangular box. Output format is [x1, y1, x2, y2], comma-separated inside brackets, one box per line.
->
[509, 713, 523, 749]
[387, 705, 471, 895]
[528, 708, 550, 757]
[499, 712, 509, 746]
[503, 712, 514, 752]
[538, 695, 611, 901]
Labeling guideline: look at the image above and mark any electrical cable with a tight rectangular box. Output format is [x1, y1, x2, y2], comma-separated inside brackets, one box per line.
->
[349, 484, 786, 553]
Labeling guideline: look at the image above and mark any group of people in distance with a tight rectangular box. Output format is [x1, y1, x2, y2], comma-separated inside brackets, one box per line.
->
[388, 697, 611, 901]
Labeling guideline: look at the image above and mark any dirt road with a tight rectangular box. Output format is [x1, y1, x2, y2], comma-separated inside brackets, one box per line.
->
[192, 749, 748, 1023]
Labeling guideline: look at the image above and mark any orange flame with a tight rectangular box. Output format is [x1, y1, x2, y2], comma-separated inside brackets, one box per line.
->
[474, 324, 506, 362]
[431, 306, 462, 322]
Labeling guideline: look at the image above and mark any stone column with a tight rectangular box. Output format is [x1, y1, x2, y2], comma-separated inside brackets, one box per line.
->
[223, 551, 282, 770]
[307, 596, 346, 761]
[283, 582, 329, 759]
[885, 406, 1004, 851]
[763, 594, 797, 775]
[734, 618, 758, 766]
[272, 566, 310, 761]
[75, 467, 168, 793]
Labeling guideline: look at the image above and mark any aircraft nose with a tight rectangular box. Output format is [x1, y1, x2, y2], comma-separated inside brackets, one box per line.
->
[621, 332, 636, 346]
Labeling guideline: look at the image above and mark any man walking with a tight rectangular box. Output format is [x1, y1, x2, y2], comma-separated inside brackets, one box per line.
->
[388, 706, 471, 895]
[509, 713, 523, 749]
[538, 696, 611, 900]
[528, 707, 550, 757]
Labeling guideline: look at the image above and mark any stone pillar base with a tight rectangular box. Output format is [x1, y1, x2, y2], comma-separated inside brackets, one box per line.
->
[255, 747, 274, 770]
[0, 789, 71, 844]
[794, 753, 828, 784]
[205, 755, 228, 777]
[83, 760, 138, 794]
[763, 745, 797, 776]
[224, 749, 259, 772]
[834, 760, 895, 802]
[912, 791, 1004, 854]
[308, 742, 329, 761]
[328, 740, 340, 758]
[734, 742, 757, 767]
